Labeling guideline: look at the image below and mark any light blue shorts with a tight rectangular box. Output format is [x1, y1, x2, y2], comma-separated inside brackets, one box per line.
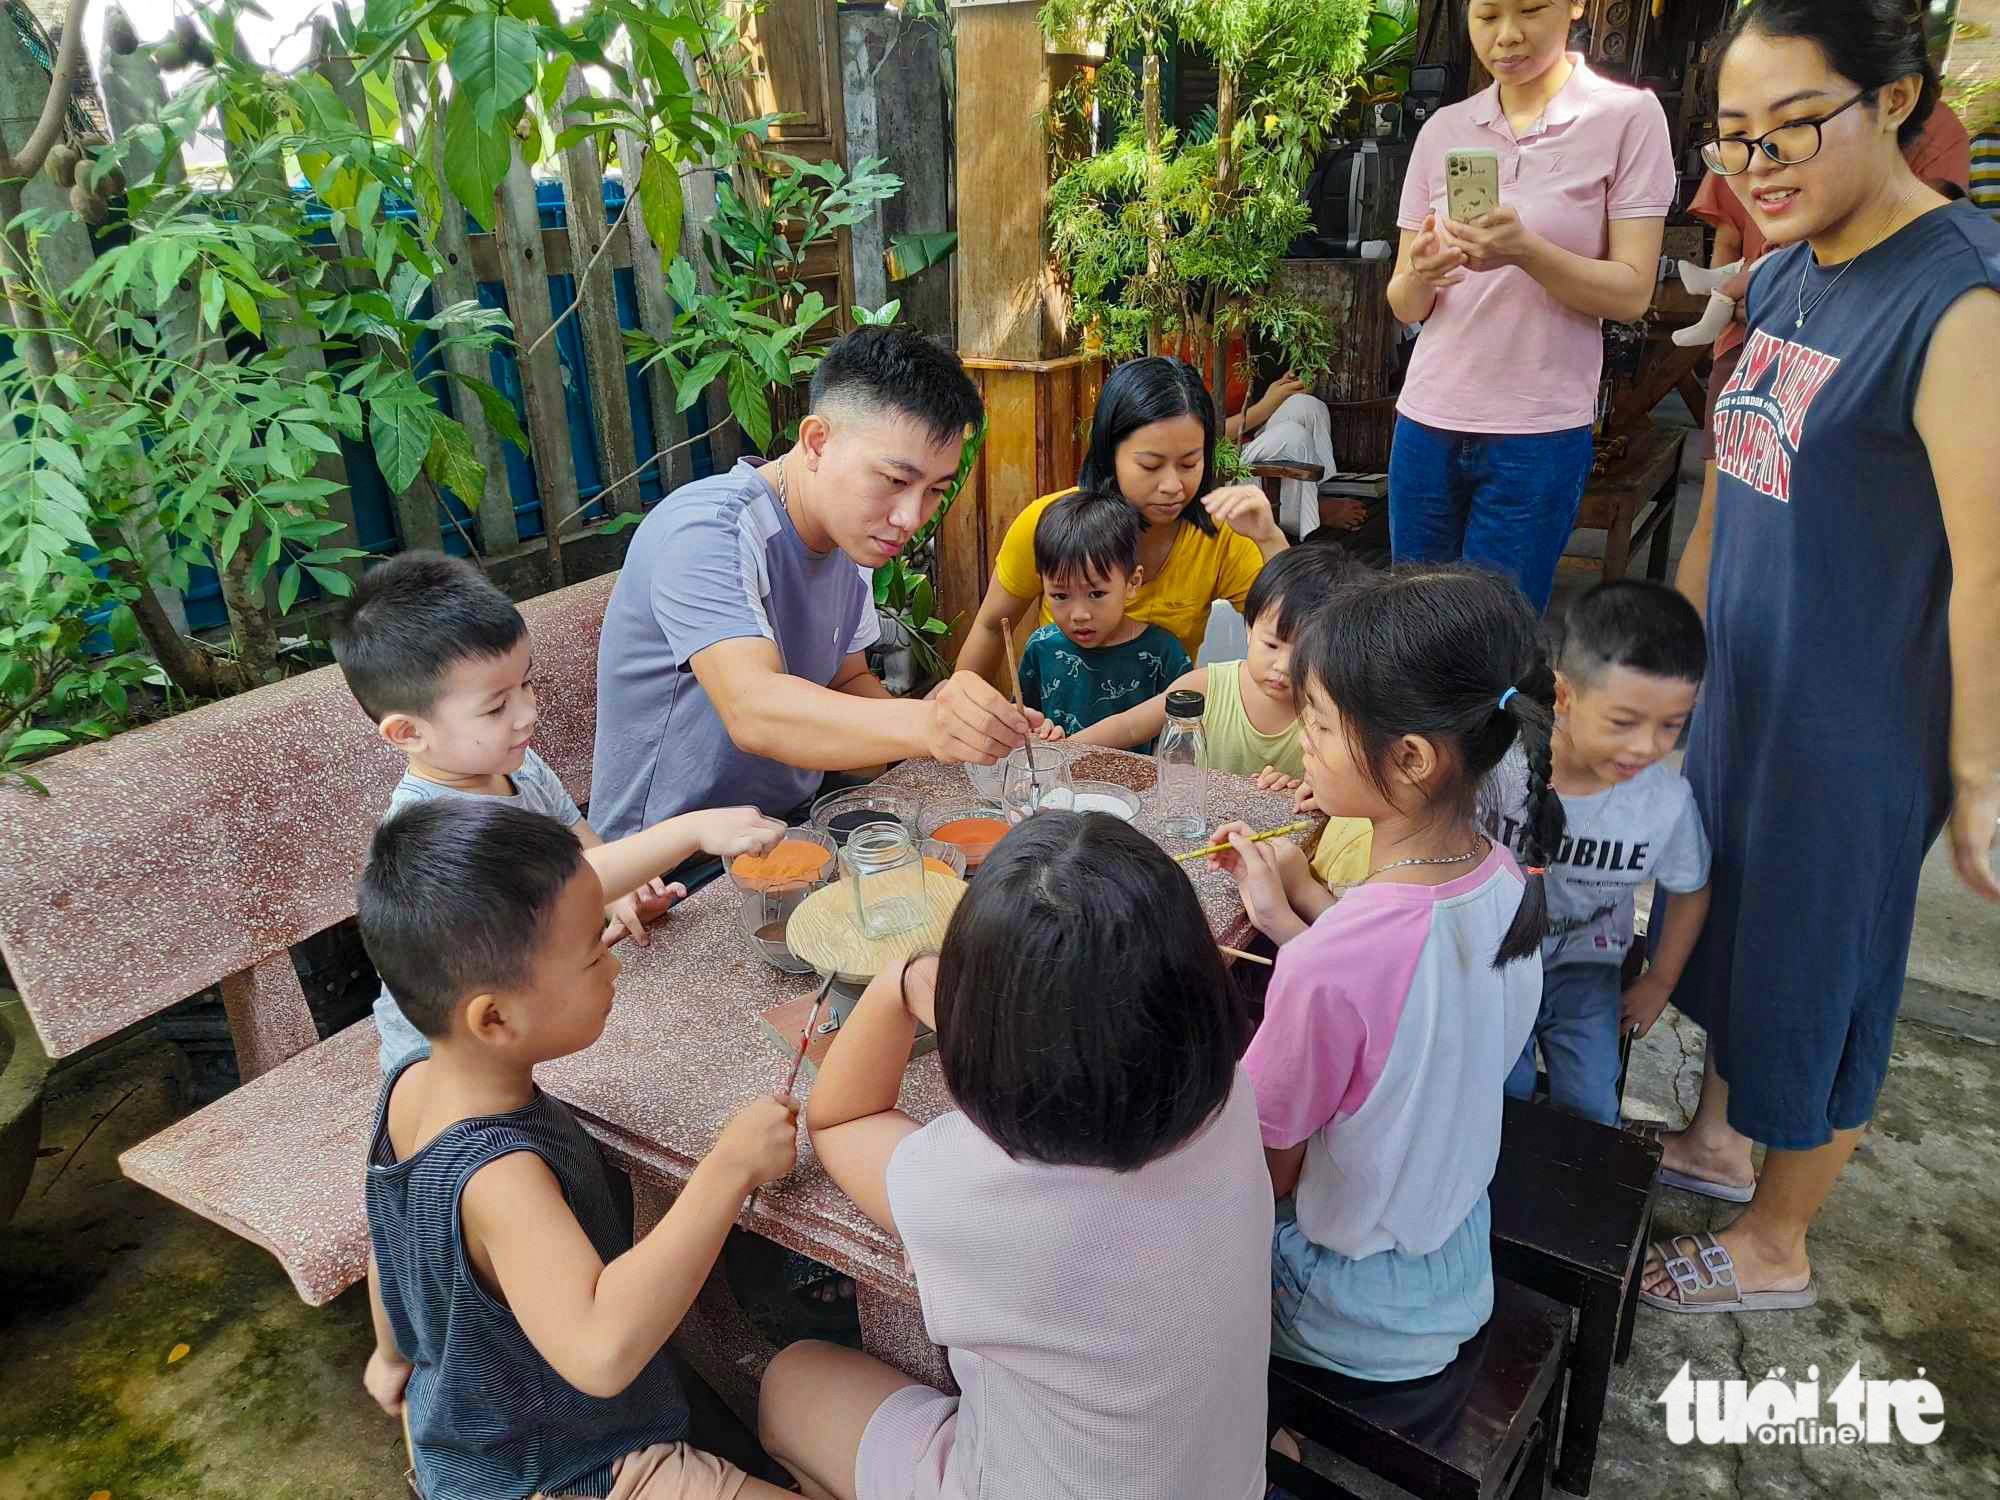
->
[1271, 1193, 1494, 1383]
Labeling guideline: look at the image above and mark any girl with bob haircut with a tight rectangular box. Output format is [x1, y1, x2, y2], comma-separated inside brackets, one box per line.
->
[757, 813, 1275, 1500]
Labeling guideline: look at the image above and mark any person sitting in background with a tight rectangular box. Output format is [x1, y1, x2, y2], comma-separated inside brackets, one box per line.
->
[1227, 373, 1366, 538]
[1015, 490, 1192, 748]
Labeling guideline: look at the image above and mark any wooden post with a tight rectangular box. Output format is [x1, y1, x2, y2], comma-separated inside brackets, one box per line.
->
[494, 149, 581, 585]
[557, 75, 642, 516]
[399, 65, 518, 554]
[614, 127, 693, 495]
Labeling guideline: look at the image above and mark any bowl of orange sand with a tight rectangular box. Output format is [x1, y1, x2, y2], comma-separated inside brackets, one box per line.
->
[727, 828, 838, 894]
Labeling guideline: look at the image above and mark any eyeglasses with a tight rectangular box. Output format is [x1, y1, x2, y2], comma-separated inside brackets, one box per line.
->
[1699, 91, 1870, 176]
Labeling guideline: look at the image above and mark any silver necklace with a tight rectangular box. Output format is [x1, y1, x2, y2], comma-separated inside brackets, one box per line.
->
[1363, 834, 1489, 883]
[772, 454, 789, 512]
[1794, 197, 1912, 330]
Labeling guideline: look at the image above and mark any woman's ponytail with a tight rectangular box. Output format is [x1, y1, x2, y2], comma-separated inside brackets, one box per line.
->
[1494, 655, 1566, 967]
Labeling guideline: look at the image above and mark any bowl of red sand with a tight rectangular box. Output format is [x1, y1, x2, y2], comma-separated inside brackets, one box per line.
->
[920, 802, 1010, 871]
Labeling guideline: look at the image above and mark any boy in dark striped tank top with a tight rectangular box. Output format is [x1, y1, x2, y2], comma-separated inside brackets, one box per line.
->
[357, 799, 801, 1500]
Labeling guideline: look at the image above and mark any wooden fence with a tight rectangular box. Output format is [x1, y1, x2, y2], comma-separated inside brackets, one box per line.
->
[76, 16, 854, 627]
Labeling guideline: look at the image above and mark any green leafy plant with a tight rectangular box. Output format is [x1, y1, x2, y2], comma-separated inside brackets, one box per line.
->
[0, 559, 156, 793]
[0, 0, 516, 715]
[1040, 0, 1372, 400]
[367, 0, 904, 458]
[627, 154, 904, 451]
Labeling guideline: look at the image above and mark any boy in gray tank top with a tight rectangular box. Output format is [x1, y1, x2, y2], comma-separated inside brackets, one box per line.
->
[357, 799, 801, 1500]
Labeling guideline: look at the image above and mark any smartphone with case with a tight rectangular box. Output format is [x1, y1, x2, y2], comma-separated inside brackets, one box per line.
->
[1444, 147, 1501, 223]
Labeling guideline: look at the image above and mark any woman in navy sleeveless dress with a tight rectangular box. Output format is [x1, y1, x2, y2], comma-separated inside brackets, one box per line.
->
[1640, 1, 2000, 1314]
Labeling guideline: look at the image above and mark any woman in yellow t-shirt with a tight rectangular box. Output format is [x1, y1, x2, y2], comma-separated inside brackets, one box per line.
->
[957, 358, 1290, 685]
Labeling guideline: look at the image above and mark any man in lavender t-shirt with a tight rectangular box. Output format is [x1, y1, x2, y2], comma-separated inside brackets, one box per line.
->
[591, 329, 1038, 840]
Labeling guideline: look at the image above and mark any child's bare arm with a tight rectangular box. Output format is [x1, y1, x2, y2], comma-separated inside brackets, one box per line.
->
[579, 808, 784, 904]
[1266, 1142, 1307, 1198]
[1067, 666, 1207, 750]
[363, 1250, 413, 1415]
[462, 1100, 798, 1399]
[1622, 883, 1711, 1037]
[805, 958, 934, 1233]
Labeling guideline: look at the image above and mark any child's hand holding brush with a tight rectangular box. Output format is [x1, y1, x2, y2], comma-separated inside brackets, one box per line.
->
[1208, 821, 1312, 947]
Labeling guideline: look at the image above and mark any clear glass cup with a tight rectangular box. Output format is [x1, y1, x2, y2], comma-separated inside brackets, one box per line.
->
[1000, 745, 1075, 824]
[842, 820, 926, 939]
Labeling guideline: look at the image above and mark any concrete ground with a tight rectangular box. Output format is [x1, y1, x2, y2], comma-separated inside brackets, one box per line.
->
[4, 427, 1997, 1498]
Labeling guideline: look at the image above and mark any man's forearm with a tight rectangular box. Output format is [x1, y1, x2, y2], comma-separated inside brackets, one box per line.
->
[724, 673, 929, 769]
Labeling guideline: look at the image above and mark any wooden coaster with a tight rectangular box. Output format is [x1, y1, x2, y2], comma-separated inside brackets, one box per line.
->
[785, 874, 965, 982]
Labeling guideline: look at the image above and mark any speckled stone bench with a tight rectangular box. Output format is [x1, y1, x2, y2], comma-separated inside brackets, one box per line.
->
[0, 571, 614, 1305]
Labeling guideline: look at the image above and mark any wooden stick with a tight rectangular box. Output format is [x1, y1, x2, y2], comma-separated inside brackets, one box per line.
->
[1174, 820, 1315, 863]
[1220, 945, 1274, 967]
[999, 616, 1041, 798]
[748, 971, 835, 1219]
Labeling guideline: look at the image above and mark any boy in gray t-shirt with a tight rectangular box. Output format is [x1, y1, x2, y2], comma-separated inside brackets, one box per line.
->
[332, 554, 782, 1071]
[1480, 581, 1713, 1125]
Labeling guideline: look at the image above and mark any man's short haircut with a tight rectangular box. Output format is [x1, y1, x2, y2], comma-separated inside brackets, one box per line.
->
[808, 326, 984, 448]
[1558, 578, 1708, 688]
[330, 551, 527, 722]
[358, 799, 587, 1038]
[1243, 544, 1359, 641]
[1033, 488, 1142, 583]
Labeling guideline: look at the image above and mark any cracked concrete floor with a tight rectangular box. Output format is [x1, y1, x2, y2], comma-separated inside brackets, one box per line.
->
[3, 1003, 1997, 1499]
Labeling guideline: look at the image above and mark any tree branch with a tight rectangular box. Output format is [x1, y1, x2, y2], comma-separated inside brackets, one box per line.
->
[519, 197, 633, 363]
[5, 0, 94, 177]
[551, 415, 734, 532]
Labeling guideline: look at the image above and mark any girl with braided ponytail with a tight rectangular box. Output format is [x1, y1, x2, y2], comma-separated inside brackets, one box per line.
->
[1208, 564, 1563, 1382]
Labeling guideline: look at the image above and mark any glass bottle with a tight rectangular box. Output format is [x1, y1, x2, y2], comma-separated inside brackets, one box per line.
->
[1153, 689, 1207, 839]
[843, 820, 927, 940]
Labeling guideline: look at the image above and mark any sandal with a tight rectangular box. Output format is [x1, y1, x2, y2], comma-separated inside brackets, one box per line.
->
[1639, 1232, 1818, 1315]
[1624, 1120, 1757, 1203]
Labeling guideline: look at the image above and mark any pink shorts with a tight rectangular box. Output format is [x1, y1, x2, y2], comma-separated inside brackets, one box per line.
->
[855, 1384, 960, 1500]
[537, 1443, 750, 1500]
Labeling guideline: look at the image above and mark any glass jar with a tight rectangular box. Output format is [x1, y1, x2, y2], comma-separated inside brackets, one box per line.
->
[842, 820, 927, 940]
[1153, 689, 1207, 839]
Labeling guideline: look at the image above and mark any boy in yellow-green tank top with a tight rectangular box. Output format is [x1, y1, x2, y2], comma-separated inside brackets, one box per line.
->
[1069, 547, 1373, 886]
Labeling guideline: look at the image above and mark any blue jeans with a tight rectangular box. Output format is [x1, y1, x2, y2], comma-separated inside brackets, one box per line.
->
[1505, 962, 1624, 1125]
[1388, 416, 1594, 612]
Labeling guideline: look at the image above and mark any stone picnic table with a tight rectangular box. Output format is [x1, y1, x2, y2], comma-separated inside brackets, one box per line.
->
[537, 746, 1311, 1412]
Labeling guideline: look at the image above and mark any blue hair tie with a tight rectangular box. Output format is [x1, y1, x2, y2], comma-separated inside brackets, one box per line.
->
[1497, 687, 1519, 712]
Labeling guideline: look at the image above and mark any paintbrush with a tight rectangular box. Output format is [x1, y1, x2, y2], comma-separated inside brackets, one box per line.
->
[1219, 945, 1274, 967]
[749, 969, 836, 1219]
[1173, 820, 1315, 863]
[999, 615, 1043, 805]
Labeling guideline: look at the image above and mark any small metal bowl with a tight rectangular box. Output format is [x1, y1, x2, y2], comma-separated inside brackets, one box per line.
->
[809, 785, 922, 846]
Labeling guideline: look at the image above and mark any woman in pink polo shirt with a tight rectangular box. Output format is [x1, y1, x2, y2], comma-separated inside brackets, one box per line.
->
[1388, 1, 1676, 611]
